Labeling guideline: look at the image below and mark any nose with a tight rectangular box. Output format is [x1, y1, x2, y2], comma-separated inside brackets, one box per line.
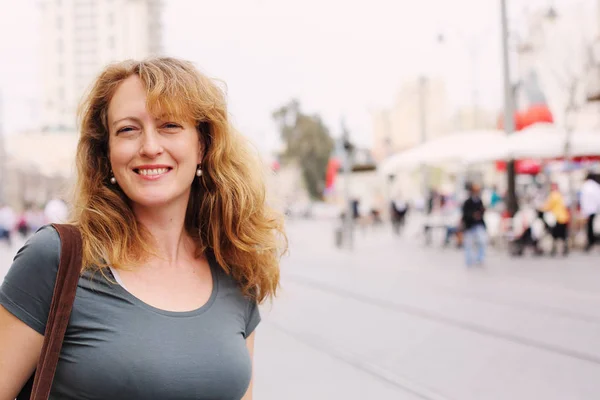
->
[139, 128, 163, 158]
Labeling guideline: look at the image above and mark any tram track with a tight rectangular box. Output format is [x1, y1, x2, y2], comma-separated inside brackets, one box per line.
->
[285, 273, 600, 366]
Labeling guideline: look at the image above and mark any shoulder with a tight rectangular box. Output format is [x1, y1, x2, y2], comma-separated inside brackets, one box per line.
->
[4, 224, 62, 291]
[211, 261, 257, 308]
[8, 225, 61, 277]
[0, 225, 62, 334]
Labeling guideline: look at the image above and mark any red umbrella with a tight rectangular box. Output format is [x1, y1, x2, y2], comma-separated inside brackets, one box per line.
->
[522, 104, 553, 127]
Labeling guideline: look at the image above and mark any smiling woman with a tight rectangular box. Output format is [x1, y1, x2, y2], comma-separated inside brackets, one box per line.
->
[0, 57, 287, 400]
[106, 75, 203, 210]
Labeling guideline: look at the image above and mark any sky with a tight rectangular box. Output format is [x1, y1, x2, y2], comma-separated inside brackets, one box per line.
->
[0, 0, 591, 151]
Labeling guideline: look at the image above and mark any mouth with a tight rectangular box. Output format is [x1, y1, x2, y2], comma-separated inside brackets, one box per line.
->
[133, 167, 172, 178]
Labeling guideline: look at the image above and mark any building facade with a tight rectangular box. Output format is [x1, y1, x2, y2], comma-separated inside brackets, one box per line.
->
[3, 131, 79, 209]
[39, 0, 163, 131]
[371, 77, 451, 162]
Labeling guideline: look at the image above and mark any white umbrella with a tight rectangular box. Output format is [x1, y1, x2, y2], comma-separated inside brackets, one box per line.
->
[568, 130, 600, 157]
[507, 123, 600, 159]
[379, 129, 506, 174]
[507, 123, 566, 159]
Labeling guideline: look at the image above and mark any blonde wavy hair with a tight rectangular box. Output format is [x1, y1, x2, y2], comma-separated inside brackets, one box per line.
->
[73, 57, 286, 303]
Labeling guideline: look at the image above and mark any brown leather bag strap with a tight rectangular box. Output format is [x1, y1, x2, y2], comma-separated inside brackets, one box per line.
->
[30, 224, 82, 399]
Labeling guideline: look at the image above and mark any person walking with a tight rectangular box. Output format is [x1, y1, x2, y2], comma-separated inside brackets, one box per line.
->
[580, 172, 600, 252]
[0, 57, 286, 399]
[461, 183, 487, 267]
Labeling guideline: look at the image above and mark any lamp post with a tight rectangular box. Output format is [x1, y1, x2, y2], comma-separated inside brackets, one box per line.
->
[500, 0, 519, 217]
[418, 75, 429, 199]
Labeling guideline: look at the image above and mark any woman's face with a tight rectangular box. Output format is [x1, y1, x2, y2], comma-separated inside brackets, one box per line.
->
[107, 75, 202, 211]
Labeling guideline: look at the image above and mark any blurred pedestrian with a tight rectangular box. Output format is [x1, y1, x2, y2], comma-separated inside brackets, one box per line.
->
[15, 211, 29, 238]
[391, 195, 408, 235]
[0, 202, 16, 247]
[461, 183, 487, 267]
[0, 57, 286, 399]
[489, 185, 502, 209]
[25, 205, 45, 234]
[540, 182, 570, 256]
[581, 172, 600, 252]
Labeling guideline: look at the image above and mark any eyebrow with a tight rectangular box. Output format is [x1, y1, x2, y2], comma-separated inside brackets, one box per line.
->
[111, 115, 177, 128]
[111, 117, 141, 128]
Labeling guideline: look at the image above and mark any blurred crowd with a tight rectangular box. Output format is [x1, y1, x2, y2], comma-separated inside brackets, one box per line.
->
[0, 198, 69, 247]
[387, 171, 600, 264]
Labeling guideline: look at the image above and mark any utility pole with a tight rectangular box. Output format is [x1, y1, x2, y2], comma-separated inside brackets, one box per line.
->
[341, 119, 354, 250]
[500, 0, 518, 216]
[418, 75, 429, 198]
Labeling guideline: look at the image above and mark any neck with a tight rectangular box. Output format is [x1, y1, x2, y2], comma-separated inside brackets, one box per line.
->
[133, 200, 194, 266]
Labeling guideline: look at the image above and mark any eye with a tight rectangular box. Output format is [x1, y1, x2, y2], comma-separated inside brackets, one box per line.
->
[162, 122, 182, 130]
[116, 126, 136, 134]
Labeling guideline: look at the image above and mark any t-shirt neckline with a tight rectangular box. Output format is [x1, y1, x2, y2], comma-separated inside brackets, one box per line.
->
[107, 255, 220, 318]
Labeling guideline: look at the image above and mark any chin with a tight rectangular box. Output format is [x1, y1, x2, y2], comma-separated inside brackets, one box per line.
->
[127, 189, 188, 209]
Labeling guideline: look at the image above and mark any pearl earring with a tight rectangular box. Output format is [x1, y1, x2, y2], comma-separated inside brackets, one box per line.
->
[110, 176, 117, 184]
[196, 166, 203, 177]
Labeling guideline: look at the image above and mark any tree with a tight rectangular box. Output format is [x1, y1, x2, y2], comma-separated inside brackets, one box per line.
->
[272, 99, 334, 200]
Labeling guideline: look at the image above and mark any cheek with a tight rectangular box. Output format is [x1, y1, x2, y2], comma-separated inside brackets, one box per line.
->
[177, 136, 202, 165]
[108, 142, 135, 172]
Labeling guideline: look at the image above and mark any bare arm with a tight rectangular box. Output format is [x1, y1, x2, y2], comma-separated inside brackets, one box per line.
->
[0, 305, 44, 400]
[241, 332, 256, 400]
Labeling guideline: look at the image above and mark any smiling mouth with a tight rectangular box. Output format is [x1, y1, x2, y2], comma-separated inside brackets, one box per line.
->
[134, 167, 172, 177]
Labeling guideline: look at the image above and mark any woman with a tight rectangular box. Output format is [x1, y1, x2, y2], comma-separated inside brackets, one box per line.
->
[0, 57, 286, 399]
[540, 182, 569, 256]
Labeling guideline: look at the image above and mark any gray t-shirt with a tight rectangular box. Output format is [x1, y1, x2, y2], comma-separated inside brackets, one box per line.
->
[0, 226, 260, 400]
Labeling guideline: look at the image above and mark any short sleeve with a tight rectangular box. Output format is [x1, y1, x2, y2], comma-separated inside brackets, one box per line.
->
[244, 300, 261, 339]
[0, 225, 61, 335]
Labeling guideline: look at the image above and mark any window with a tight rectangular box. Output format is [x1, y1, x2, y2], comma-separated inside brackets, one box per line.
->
[57, 38, 63, 53]
[58, 63, 64, 77]
[56, 16, 62, 29]
[108, 36, 115, 49]
[108, 13, 114, 26]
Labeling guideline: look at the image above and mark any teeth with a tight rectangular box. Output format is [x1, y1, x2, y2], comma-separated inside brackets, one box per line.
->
[138, 168, 169, 176]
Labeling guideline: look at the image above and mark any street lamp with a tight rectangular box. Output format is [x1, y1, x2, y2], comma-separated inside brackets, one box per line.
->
[418, 76, 429, 199]
[500, 0, 518, 217]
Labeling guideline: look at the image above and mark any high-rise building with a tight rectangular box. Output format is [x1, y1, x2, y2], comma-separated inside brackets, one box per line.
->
[39, 0, 163, 131]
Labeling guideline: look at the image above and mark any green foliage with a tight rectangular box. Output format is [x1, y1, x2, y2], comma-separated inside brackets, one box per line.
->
[272, 99, 334, 200]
